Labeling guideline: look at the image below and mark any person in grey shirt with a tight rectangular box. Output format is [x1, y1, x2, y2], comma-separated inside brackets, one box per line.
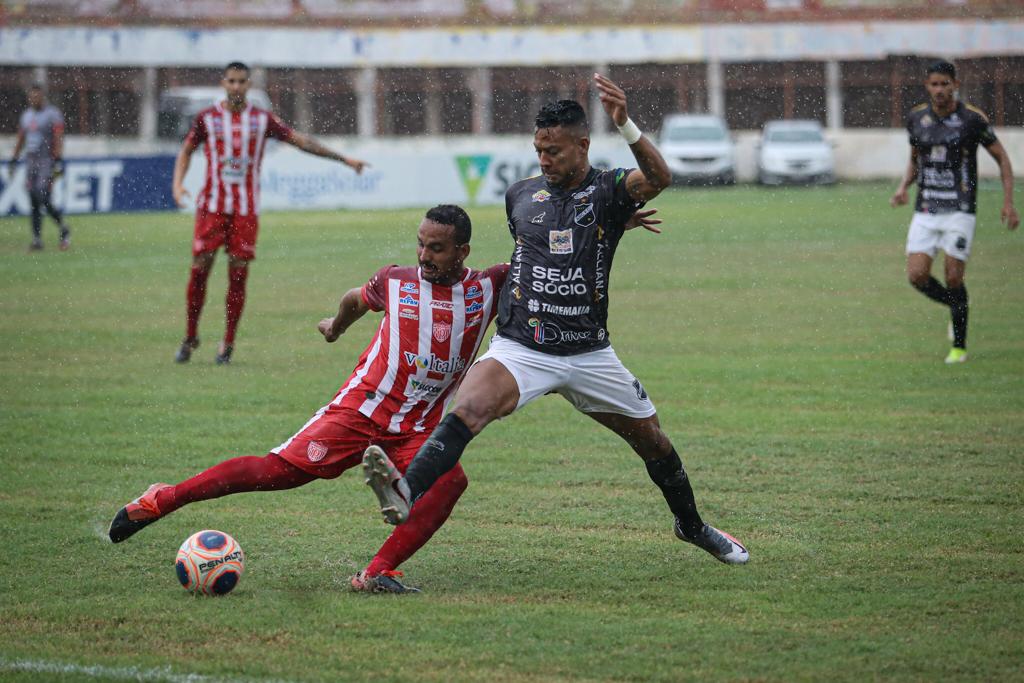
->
[9, 84, 70, 251]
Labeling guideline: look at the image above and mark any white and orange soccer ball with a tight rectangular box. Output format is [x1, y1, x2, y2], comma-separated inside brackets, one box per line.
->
[175, 530, 245, 596]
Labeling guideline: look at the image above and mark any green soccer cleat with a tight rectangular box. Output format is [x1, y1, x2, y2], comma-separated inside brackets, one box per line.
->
[944, 348, 968, 364]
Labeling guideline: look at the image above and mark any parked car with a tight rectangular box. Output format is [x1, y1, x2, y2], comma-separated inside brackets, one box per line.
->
[756, 120, 836, 185]
[157, 86, 273, 140]
[658, 114, 736, 185]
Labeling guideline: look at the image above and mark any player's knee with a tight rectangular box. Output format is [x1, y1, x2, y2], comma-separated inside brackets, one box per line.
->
[907, 271, 929, 288]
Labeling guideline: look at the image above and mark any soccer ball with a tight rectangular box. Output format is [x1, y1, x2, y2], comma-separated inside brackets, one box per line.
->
[175, 530, 245, 596]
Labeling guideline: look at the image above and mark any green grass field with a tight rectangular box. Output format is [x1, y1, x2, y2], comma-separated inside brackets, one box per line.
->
[1, 182, 1022, 682]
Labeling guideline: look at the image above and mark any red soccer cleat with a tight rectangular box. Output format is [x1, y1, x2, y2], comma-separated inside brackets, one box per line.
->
[108, 483, 173, 543]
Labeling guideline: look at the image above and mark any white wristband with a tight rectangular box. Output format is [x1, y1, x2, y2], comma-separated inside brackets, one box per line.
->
[617, 118, 642, 145]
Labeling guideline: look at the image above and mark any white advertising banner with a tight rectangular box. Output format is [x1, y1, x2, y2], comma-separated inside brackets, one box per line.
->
[182, 140, 640, 212]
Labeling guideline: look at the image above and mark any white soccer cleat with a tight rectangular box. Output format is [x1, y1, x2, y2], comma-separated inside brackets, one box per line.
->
[362, 445, 411, 525]
[674, 519, 750, 565]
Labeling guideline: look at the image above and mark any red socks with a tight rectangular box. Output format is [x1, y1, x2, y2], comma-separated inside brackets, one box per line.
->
[364, 464, 469, 576]
[155, 453, 315, 516]
[225, 265, 249, 345]
[185, 265, 211, 339]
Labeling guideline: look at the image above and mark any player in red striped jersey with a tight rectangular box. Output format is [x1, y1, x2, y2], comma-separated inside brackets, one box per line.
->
[109, 205, 506, 593]
[171, 61, 368, 365]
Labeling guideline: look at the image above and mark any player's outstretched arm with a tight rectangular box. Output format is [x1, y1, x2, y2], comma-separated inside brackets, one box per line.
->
[985, 140, 1019, 231]
[287, 132, 369, 174]
[319, 287, 370, 342]
[593, 73, 670, 202]
[890, 148, 919, 208]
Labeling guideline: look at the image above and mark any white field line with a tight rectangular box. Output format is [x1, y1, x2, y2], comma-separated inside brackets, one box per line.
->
[0, 657, 294, 683]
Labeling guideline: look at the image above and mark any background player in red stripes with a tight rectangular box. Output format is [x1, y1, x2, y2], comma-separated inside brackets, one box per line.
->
[171, 61, 369, 365]
[109, 205, 505, 593]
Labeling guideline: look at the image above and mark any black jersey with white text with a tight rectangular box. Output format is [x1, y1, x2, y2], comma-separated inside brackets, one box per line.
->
[496, 166, 644, 355]
[907, 101, 998, 215]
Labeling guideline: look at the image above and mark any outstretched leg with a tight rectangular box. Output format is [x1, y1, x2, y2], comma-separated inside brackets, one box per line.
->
[362, 464, 468, 579]
[587, 411, 748, 565]
[108, 453, 315, 543]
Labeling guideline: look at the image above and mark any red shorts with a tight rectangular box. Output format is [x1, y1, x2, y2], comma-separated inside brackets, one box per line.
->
[193, 209, 259, 260]
[271, 406, 429, 479]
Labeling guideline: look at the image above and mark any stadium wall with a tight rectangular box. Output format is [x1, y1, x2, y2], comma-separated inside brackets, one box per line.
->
[1, 130, 1020, 215]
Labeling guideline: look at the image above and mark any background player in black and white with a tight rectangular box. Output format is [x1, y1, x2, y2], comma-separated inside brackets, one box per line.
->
[364, 73, 749, 566]
[890, 60, 1018, 364]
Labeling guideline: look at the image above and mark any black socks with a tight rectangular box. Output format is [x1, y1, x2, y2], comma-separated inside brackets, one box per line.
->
[912, 276, 969, 350]
[403, 413, 474, 504]
[645, 449, 704, 538]
[913, 276, 950, 305]
[948, 285, 969, 349]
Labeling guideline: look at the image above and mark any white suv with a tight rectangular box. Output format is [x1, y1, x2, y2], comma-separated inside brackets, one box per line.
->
[658, 114, 736, 186]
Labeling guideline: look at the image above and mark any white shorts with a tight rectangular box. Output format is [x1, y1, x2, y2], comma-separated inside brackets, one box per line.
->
[905, 211, 976, 262]
[475, 335, 657, 418]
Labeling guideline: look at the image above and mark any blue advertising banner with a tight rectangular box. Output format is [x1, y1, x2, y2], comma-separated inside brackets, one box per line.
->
[0, 155, 176, 215]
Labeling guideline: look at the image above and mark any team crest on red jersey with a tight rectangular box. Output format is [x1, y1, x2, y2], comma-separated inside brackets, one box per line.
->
[432, 321, 452, 342]
[306, 441, 328, 462]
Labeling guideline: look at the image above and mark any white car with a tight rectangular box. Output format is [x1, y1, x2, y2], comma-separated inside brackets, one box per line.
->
[757, 120, 836, 185]
[658, 114, 736, 185]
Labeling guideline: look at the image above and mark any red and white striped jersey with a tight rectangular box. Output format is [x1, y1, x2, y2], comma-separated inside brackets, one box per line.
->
[332, 263, 509, 433]
[186, 102, 293, 217]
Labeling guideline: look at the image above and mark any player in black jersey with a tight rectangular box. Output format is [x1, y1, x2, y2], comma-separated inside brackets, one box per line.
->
[364, 73, 749, 567]
[891, 60, 1018, 364]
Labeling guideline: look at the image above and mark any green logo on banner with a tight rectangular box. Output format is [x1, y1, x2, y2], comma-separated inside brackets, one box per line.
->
[455, 155, 492, 203]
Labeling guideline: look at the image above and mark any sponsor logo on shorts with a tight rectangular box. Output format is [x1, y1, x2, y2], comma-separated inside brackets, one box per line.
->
[403, 351, 467, 374]
[632, 378, 648, 401]
[956, 236, 968, 251]
[549, 229, 573, 254]
[433, 320, 452, 342]
[307, 441, 328, 463]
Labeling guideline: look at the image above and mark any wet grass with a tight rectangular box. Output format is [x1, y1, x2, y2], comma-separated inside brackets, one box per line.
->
[1, 182, 1022, 682]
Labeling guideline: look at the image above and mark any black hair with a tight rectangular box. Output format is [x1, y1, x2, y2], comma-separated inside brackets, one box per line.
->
[225, 61, 250, 76]
[926, 60, 956, 80]
[425, 204, 472, 245]
[535, 99, 589, 133]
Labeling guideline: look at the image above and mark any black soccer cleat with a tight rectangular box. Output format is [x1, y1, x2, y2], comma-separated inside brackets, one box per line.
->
[215, 343, 233, 365]
[174, 337, 199, 364]
[350, 570, 421, 594]
[674, 518, 749, 565]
